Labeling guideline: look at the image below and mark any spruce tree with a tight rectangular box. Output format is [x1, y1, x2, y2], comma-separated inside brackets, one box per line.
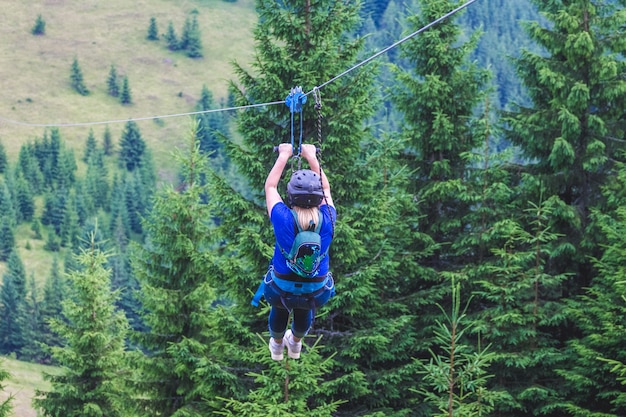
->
[120, 76, 132, 105]
[31, 14, 46, 35]
[107, 64, 119, 97]
[40, 257, 66, 361]
[118, 120, 145, 171]
[147, 17, 159, 41]
[195, 85, 224, 158]
[500, 2, 626, 414]
[18, 273, 45, 362]
[387, 0, 493, 411]
[34, 230, 131, 417]
[83, 129, 97, 163]
[69, 57, 89, 96]
[0, 141, 7, 174]
[185, 15, 203, 58]
[207, 0, 428, 413]
[102, 125, 113, 156]
[130, 124, 238, 416]
[0, 274, 21, 354]
[165, 21, 179, 51]
[14, 173, 35, 222]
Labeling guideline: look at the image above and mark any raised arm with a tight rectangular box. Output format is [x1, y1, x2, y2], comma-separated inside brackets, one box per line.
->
[301, 144, 333, 208]
[265, 143, 292, 216]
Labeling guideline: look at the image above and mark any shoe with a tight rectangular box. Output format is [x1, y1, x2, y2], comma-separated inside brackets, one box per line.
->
[269, 337, 284, 361]
[284, 329, 302, 359]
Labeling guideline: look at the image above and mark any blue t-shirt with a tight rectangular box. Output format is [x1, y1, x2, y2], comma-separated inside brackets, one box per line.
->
[270, 202, 336, 277]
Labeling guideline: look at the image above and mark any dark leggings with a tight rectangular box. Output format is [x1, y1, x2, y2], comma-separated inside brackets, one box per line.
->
[263, 273, 334, 339]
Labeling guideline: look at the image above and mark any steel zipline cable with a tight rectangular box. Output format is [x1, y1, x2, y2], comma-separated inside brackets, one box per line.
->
[0, 0, 479, 129]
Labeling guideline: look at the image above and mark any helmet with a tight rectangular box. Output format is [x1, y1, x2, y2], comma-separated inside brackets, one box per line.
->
[287, 169, 323, 208]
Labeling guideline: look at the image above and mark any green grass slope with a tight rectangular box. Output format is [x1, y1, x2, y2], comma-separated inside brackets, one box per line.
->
[0, 0, 257, 182]
[0, 356, 60, 417]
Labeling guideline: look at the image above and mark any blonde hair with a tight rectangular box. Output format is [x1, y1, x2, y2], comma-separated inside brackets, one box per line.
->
[292, 206, 320, 231]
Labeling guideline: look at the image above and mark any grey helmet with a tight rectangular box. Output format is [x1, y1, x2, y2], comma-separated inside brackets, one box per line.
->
[287, 169, 323, 208]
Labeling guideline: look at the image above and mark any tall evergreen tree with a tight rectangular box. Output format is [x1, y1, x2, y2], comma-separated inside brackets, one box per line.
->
[0, 217, 14, 262]
[18, 273, 46, 362]
[69, 57, 89, 96]
[184, 15, 203, 58]
[387, 0, 493, 412]
[107, 64, 119, 97]
[195, 85, 225, 159]
[34, 231, 131, 417]
[102, 125, 114, 156]
[39, 257, 66, 361]
[83, 129, 97, 163]
[120, 76, 132, 105]
[165, 21, 179, 51]
[118, 120, 145, 171]
[500, 2, 626, 414]
[14, 173, 35, 222]
[0, 141, 7, 174]
[0, 274, 21, 354]
[206, 0, 432, 413]
[130, 125, 238, 416]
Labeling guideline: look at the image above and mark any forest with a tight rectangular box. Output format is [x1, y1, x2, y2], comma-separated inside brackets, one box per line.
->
[1, 0, 626, 416]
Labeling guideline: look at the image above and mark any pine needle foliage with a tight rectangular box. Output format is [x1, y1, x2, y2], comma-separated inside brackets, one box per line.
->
[216, 335, 344, 417]
[130, 123, 241, 417]
[209, 0, 432, 413]
[34, 229, 131, 417]
[415, 278, 506, 417]
[0, 360, 12, 417]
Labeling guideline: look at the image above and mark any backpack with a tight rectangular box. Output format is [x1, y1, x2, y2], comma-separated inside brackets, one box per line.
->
[279, 210, 327, 278]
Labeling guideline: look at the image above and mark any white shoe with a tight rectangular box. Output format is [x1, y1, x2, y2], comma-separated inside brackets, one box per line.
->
[284, 329, 302, 359]
[269, 338, 284, 361]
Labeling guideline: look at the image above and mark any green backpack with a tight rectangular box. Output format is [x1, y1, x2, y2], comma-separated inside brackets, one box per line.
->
[279, 210, 327, 278]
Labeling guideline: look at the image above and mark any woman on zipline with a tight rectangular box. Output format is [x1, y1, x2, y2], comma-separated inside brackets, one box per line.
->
[263, 143, 336, 360]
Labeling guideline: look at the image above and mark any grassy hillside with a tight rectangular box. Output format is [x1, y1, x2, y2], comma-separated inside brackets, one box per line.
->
[0, 356, 60, 417]
[0, 0, 257, 182]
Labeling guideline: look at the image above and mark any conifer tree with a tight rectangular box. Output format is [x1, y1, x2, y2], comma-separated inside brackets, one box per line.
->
[147, 17, 159, 41]
[16, 144, 44, 194]
[165, 21, 179, 51]
[31, 14, 46, 35]
[118, 120, 145, 171]
[0, 180, 16, 228]
[386, 0, 492, 411]
[39, 257, 66, 360]
[69, 57, 89, 96]
[499, 2, 626, 414]
[0, 217, 14, 262]
[503, 0, 626, 275]
[130, 124, 238, 416]
[107, 64, 119, 97]
[18, 273, 45, 362]
[14, 173, 35, 222]
[206, 0, 427, 413]
[83, 129, 97, 163]
[184, 15, 203, 58]
[0, 141, 7, 174]
[120, 76, 132, 105]
[217, 337, 343, 416]
[417, 280, 506, 416]
[196, 85, 224, 158]
[0, 274, 21, 355]
[102, 125, 113, 156]
[34, 230, 131, 417]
